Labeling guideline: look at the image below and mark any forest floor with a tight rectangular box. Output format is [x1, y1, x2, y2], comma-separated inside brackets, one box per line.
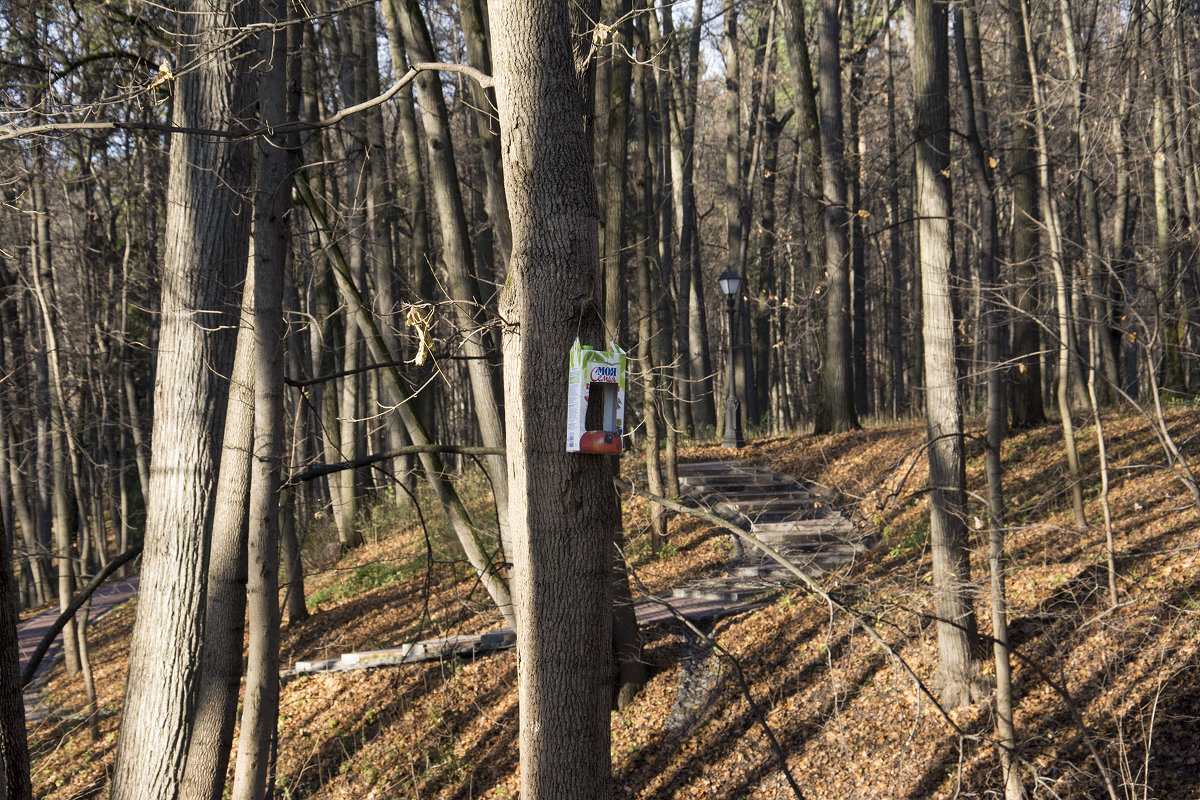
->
[26, 405, 1200, 800]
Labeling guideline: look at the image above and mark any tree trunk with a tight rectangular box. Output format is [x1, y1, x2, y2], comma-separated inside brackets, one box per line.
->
[493, 3, 618, 795]
[814, 0, 858, 434]
[178, 264, 255, 800]
[109, 1, 256, 794]
[885, 28, 906, 418]
[1007, 0, 1045, 428]
[396, 0, 512, 550]
[295, 177, 516, 629]
[780, 0, 828, 289]
[1021, 2, 1088, 531]
[0, 513, 32, 800]
[913, 0, 981, 710]
[230, 18, 290, 791]
[600, 0, 632, 345]
[954, 3, 1023, 793]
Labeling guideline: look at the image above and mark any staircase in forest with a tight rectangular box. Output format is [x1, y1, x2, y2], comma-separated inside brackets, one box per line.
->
[667, 460, 873, 604]
[287, 460, 871, 678]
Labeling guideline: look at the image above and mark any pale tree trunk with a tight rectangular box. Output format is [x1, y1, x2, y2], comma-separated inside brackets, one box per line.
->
[109, 0, 256, 795]
[29, 147, 80, 676]
[913, 0, 981, 710]
[1152, 0, 1186, 392]
[637, 21, 666, 549]
[74, 600, 99, 742]
[295, 178, 516, 629]
[493, 2, 618, 796]
[1021, 3, 1088, 532]
[0, 514, 32, 800]
[396, 0, 511, 550]
[814, 0, 858, 434]
[459, 0, 512, 280]
[178, 262, 255, 800]
[648, 6, 680, 497]
[664, 0, 716, 433]
[380, 1, 438, 444]
[600, 0, 632, 344]
[954, 3, 1024, 794]
[1057, 0, 1118, 405]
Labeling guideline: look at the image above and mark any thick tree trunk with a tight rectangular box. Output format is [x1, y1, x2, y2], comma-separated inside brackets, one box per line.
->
[493, 3, 618, 795]
[913, 0, 981, 710]
[109, 1, 255, 795]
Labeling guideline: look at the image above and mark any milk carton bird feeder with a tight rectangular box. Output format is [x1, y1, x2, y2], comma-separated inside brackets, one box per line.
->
[566, 338, 627, 454]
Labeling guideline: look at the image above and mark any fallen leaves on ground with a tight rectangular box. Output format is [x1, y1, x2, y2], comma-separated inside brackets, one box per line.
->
[28, 408, 1200, 799]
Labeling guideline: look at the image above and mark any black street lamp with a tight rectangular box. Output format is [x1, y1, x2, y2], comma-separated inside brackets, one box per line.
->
[718, 268, 745, 449]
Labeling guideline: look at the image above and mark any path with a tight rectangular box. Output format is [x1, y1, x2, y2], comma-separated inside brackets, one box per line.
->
[18, 576, 140, 721]
[287, 459, 872, 678]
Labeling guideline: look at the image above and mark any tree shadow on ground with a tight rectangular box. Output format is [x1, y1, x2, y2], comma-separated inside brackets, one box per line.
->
[611, 612, 890, 799]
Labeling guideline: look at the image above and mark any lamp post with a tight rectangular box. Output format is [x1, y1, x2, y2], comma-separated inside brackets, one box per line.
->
[718, 268, 745, 449]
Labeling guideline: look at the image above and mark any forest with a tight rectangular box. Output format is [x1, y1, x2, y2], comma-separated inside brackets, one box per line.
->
[1, 0, 1199, 798]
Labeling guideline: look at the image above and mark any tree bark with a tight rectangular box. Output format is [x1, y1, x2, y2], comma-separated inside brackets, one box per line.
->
[1007, 0, 1045, 428]
[780, 0, 828, 287]
[814, 0, 858, 434]
[230, 15, 290, 792]
[954, 3, 1023, 793]
[177, 263, 254, 800]
[913, 0, 981, 710]
[493, 2, 618, 795]
[0, 513, 32, 800]
[109, 1, 255, 794]
[396, 0, 512, 550]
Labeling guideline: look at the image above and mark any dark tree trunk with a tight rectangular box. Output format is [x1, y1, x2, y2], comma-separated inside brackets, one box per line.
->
[814, 0, 858, 434]
[0, 513, 32, 800]
[1007, 0, 1045, 428]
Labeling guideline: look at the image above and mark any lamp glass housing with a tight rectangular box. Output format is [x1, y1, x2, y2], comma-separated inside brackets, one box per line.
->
[718, 268, 742, 297]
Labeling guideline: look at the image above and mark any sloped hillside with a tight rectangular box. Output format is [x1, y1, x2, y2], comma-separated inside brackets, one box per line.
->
[28, 407, 1200, 800]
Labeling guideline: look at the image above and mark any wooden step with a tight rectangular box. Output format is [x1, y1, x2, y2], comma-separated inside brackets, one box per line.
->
[707, 490, 818, 503]
[679, 473, 790, 488]
[677, 461, 773, 475]
[713, 497, 819, 515]
[750, 517, 856, 534]
[670, 578, 775, 603]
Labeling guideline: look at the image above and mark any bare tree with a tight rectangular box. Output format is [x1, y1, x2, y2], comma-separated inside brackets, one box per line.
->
[493, 0, 619, 795]
[814, 0, 858, 434]
[913, 0, 982, 709]
[109, 0, 256, 795]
